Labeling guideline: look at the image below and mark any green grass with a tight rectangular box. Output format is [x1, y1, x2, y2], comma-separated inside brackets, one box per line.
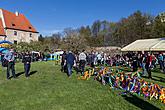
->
[0, 62, 164, 110]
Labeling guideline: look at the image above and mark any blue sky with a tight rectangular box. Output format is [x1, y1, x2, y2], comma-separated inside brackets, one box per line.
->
[0, 0, 165, 36]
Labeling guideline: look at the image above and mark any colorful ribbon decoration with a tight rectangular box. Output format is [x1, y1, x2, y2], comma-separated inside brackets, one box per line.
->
[77, 66, 165, 104]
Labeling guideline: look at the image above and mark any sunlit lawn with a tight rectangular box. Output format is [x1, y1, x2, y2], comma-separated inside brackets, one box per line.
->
[0, 62, 164, 110]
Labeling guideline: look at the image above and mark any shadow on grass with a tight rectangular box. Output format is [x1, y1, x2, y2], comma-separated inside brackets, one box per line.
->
[122, 94, 161, 110]
[152, 68, 161, 73]
[153, 75, 165, 79]
[142, 75, 165, 83]
[153, 75, 165, 83]
[9, 72, 25, 79]
[141, 76, 149, 79]
[16, 72, 25, 77]
[29, 71, 37, 76]
[8, 71, 37, 79]
[9, 72, 24, 79]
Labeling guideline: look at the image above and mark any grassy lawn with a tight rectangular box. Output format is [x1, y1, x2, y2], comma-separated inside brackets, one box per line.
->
[0, 61, 164, 110]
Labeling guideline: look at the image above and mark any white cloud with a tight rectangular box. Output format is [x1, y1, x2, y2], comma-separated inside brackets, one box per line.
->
[41, 29, 63, 36]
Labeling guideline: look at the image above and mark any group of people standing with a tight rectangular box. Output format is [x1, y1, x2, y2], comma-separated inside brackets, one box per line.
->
[123, 52, 165, 79]
[1, 48, 32, 79]
[61, 50, 87, 77]
[1, 48, 164, 80]
[60, 50, 119, 77]
[60, 50, 165, 80]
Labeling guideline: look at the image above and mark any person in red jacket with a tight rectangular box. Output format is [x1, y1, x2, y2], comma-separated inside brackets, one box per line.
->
[145, 52, 152, 79]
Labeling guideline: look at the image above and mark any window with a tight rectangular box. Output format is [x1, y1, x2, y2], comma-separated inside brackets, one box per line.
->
[30, 33, 32, 37]
[14, 40, 17, 44]
[4, 36, 7, 40]
[29, 27, 32, 29]
[163, 18, 165, 22]
[14, 31, 17, 36]
[12, 24, 16, 26]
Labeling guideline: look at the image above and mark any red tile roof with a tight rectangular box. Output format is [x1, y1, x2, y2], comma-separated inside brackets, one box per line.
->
[2, 9, 38, 33]
[0, 18, 5, 36]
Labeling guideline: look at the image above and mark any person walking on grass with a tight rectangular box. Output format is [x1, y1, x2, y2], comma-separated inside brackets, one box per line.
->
[140, 53, 146, 76]
[158, 53, 164, 72]
[61, 51, 67, 72]
[90, 51, 95, 68]
[145, 52, 152, 79]
[65, 51, 76, 77]
[97, 52, 102, 65]
[4, 49, 16, 79]
[22, 52, 32, 78]
[132, 53, 138, 72]
[79, 50, 87, 75]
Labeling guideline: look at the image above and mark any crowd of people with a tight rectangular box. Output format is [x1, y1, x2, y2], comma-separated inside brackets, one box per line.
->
[61, 50, 165, 79]
[0, 48, 164, 105]
[0, 48, 165, 81]
[59, 50, 165, 103]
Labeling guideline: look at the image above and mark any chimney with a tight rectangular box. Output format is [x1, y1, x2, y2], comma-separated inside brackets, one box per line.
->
[15, 11, 19, 16]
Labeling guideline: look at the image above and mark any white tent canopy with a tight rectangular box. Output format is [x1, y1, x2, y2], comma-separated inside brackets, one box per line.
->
[121, 38, 165, 51]
[150, 40, 165, 51]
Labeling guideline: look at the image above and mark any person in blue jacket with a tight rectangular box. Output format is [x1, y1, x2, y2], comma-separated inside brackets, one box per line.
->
[4, 49, 16, 79]
[65, 51, 76, 77]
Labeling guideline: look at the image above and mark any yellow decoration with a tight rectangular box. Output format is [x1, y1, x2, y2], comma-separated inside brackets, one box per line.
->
[159, 88, 165, 104]
[0, 43, 11, 48]
[78, 71, 90, 80]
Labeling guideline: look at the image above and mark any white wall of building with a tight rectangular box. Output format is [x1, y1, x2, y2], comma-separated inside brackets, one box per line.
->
[0, 9, 6, 28]
[5, 29, 39, 43]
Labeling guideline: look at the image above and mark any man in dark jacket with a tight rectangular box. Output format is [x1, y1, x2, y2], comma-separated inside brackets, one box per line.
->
[90, 51, 95, 68]
[22, 52, 32, 77]
[132, 53, 138, 72]
[145, 52, 152, 79]
[65, 51, 76, 77]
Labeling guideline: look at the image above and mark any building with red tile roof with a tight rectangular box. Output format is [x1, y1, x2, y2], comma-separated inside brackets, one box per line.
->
[0, 18, 5, 35]
[0, 9, 39, 43]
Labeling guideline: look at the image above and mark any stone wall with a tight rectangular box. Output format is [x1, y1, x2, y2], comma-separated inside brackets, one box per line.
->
[5, 29, 38, 43]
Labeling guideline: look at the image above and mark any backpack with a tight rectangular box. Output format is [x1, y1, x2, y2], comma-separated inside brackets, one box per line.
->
[2, 58, 8, 67]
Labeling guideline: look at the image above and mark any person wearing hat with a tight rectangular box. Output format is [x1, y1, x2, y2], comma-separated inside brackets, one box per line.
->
[4, 48, 16, 79]
[65, 51, 76, 77]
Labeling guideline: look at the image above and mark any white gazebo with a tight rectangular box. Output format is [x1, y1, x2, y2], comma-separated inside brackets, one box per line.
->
[121, 38, 165, 52]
